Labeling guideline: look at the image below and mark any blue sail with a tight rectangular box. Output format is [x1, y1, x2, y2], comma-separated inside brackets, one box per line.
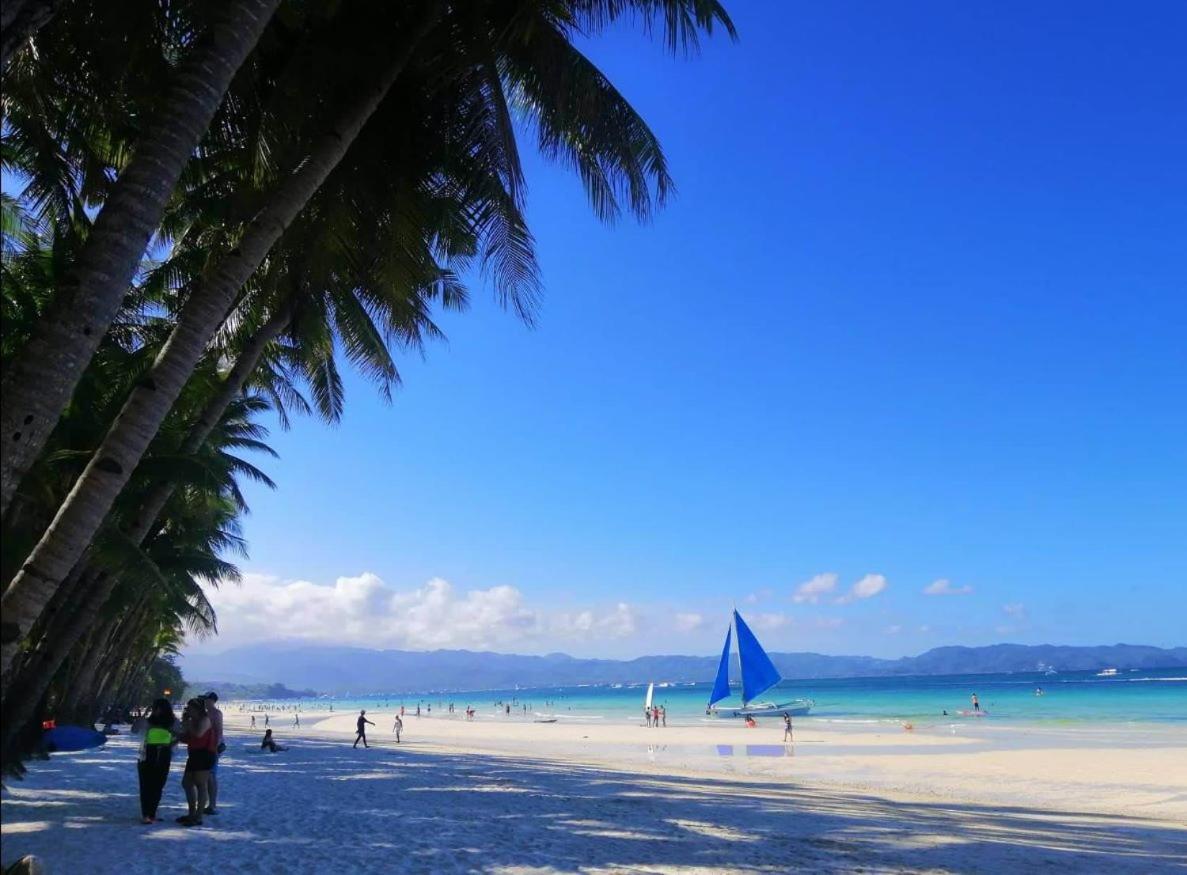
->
[708, 625, 732, 706]
[734, 610, 782, 704]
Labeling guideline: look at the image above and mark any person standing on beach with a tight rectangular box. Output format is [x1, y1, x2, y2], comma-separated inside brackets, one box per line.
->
[971, 693, 980, 711]
[393, 714, 403, 743]
[783, 712, 793, 742]
[645, 707, 651, 727]
[137, 699, 178, 824]
[203, 692, 224, 816]
[294, 713, 300, 728]
[264, 713, 269, 727]
[661, 706, 667, 727]
[250, 714, 256, 729]
[354, 710, 375, 748]
[177, 698, 215, 826]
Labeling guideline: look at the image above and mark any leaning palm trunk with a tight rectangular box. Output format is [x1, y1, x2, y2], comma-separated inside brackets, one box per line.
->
[0, 0, 281, 521]
[0, 0, 64, 71]
[0, 577, 113, 760]
[125, 306, 292, 541]
[0, 307, 288, 746]
[0, 7, 441, 683]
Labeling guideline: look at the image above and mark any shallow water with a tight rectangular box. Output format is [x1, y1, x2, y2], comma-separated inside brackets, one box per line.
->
[234, 667, 1187, 726]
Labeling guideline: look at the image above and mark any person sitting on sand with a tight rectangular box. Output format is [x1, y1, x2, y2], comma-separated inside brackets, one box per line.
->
[260, 729, 287, 752]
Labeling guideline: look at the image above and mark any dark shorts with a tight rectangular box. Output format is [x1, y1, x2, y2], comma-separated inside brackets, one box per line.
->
[185, 749, 217, 772]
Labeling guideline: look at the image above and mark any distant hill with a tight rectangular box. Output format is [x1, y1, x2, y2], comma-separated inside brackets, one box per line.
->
[183, 680, 318, 700]
[180, 642, 1187, 695]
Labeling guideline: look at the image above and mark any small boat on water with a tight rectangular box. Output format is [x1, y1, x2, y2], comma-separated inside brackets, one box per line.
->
[1097, 668, 1119, 677]
[706, 609, 814, 718]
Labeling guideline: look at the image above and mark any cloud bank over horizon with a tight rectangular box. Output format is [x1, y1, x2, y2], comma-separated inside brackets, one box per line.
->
[195, 572, 647, 655]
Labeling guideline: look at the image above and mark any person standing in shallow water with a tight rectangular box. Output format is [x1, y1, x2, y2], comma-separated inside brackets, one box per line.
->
[971, 693, 980, 711]
[354, 710, 375, 748]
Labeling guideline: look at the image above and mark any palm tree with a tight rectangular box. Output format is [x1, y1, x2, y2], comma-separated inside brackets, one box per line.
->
[1, 395, 271, 765]
[0, 0, 735, 681]
[0, 0, 281, 519]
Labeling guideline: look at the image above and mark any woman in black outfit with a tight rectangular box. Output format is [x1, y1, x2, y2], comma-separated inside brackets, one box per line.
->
[137, 699, 178, 823]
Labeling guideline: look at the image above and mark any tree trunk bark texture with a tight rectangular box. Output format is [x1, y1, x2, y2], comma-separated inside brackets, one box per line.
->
[0, 8, 440, 684]
[0, 0, 280, 520]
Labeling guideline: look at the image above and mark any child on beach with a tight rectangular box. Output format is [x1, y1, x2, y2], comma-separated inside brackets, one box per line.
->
[261, 729, 287, 752]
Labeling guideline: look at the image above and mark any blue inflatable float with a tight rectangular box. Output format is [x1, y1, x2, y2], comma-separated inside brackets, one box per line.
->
[44, 725, 107, 752]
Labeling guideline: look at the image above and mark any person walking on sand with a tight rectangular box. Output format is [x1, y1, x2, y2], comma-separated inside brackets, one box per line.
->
[137, 699, 178, 824]
[294, 713, 300, 728]
[250, 714, 256, 729]
[177, 698, 215, 827]
[354, 710, 375, 748]
[783, 712, 793, 742]
[971, 693, 981, 712]
[202, 692, 225, 816]
[264, 713, 269, 727]
[660, 706, 667, 728]
[393, 714, 403, 743]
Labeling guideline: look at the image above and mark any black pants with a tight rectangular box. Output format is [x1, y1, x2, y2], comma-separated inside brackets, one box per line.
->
[138, 745, 172, 818]
[354, 731, 367, 747]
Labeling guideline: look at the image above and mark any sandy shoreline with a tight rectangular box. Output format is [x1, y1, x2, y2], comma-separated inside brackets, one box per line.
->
[236, 707, 1187, 822]
[3, 710, 1184, 873]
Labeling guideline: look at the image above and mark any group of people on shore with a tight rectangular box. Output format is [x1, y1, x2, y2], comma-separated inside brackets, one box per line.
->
[644, 705, 667, 727]
[135, 691, 225, 826]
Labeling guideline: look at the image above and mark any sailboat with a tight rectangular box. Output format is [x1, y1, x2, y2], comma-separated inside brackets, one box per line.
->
[706, 609, 814, 718]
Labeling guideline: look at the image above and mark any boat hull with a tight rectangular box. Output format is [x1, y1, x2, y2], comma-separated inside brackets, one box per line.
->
[708, 699, 814, 718]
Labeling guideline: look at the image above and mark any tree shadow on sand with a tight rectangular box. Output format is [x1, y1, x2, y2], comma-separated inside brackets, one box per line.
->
[2, 736, 1184, 874]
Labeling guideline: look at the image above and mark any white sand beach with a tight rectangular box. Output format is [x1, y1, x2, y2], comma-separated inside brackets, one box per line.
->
[3, 710, 1185, 873]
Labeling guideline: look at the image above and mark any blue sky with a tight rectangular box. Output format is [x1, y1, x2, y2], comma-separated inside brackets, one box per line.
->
[196, 1, 1186, 659]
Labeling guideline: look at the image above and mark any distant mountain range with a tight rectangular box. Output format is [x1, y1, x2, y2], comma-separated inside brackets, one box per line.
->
[180, 642, 1187, 695]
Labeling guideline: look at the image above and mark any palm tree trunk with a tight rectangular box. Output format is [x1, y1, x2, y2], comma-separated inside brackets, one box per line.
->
[0, 6, 441, 684]
[0, 0, 280, 521]
[0, 572, 114, 758]
[125, 306, 293, 542]
[0, 0, 65, 71]
[0, 306, 288, 719]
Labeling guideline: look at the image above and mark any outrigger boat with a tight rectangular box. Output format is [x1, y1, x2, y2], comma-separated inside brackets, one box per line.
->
[706, 609, 814, 718]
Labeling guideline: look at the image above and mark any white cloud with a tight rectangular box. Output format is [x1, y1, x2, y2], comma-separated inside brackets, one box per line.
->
[751, 612, 792, 631]
[1002, 602, 1027, 618]
[203, 572, 639, 652]
[815, 617, 844, 630]
[885, 624, 902, 635]
[923, 578, 973, 596]
[675, 612, 704, 632]
[835, 573, 888, 604]
[792, 573, 838, 604]
[552, 601, 637, 640]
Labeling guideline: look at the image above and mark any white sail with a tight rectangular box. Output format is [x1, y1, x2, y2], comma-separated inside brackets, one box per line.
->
[644, 682, 655, 710]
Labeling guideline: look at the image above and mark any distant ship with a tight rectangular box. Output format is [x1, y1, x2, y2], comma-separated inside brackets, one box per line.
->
[706, 609, 813, 718]
[1096, 668, 1119, 677]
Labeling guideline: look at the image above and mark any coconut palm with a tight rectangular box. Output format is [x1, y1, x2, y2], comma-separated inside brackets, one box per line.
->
[0, 0, 281, 518]
[0, 0, 734, 682]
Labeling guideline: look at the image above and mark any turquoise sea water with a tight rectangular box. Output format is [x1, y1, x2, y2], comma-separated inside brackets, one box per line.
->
[242, 668, 1187, 726]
